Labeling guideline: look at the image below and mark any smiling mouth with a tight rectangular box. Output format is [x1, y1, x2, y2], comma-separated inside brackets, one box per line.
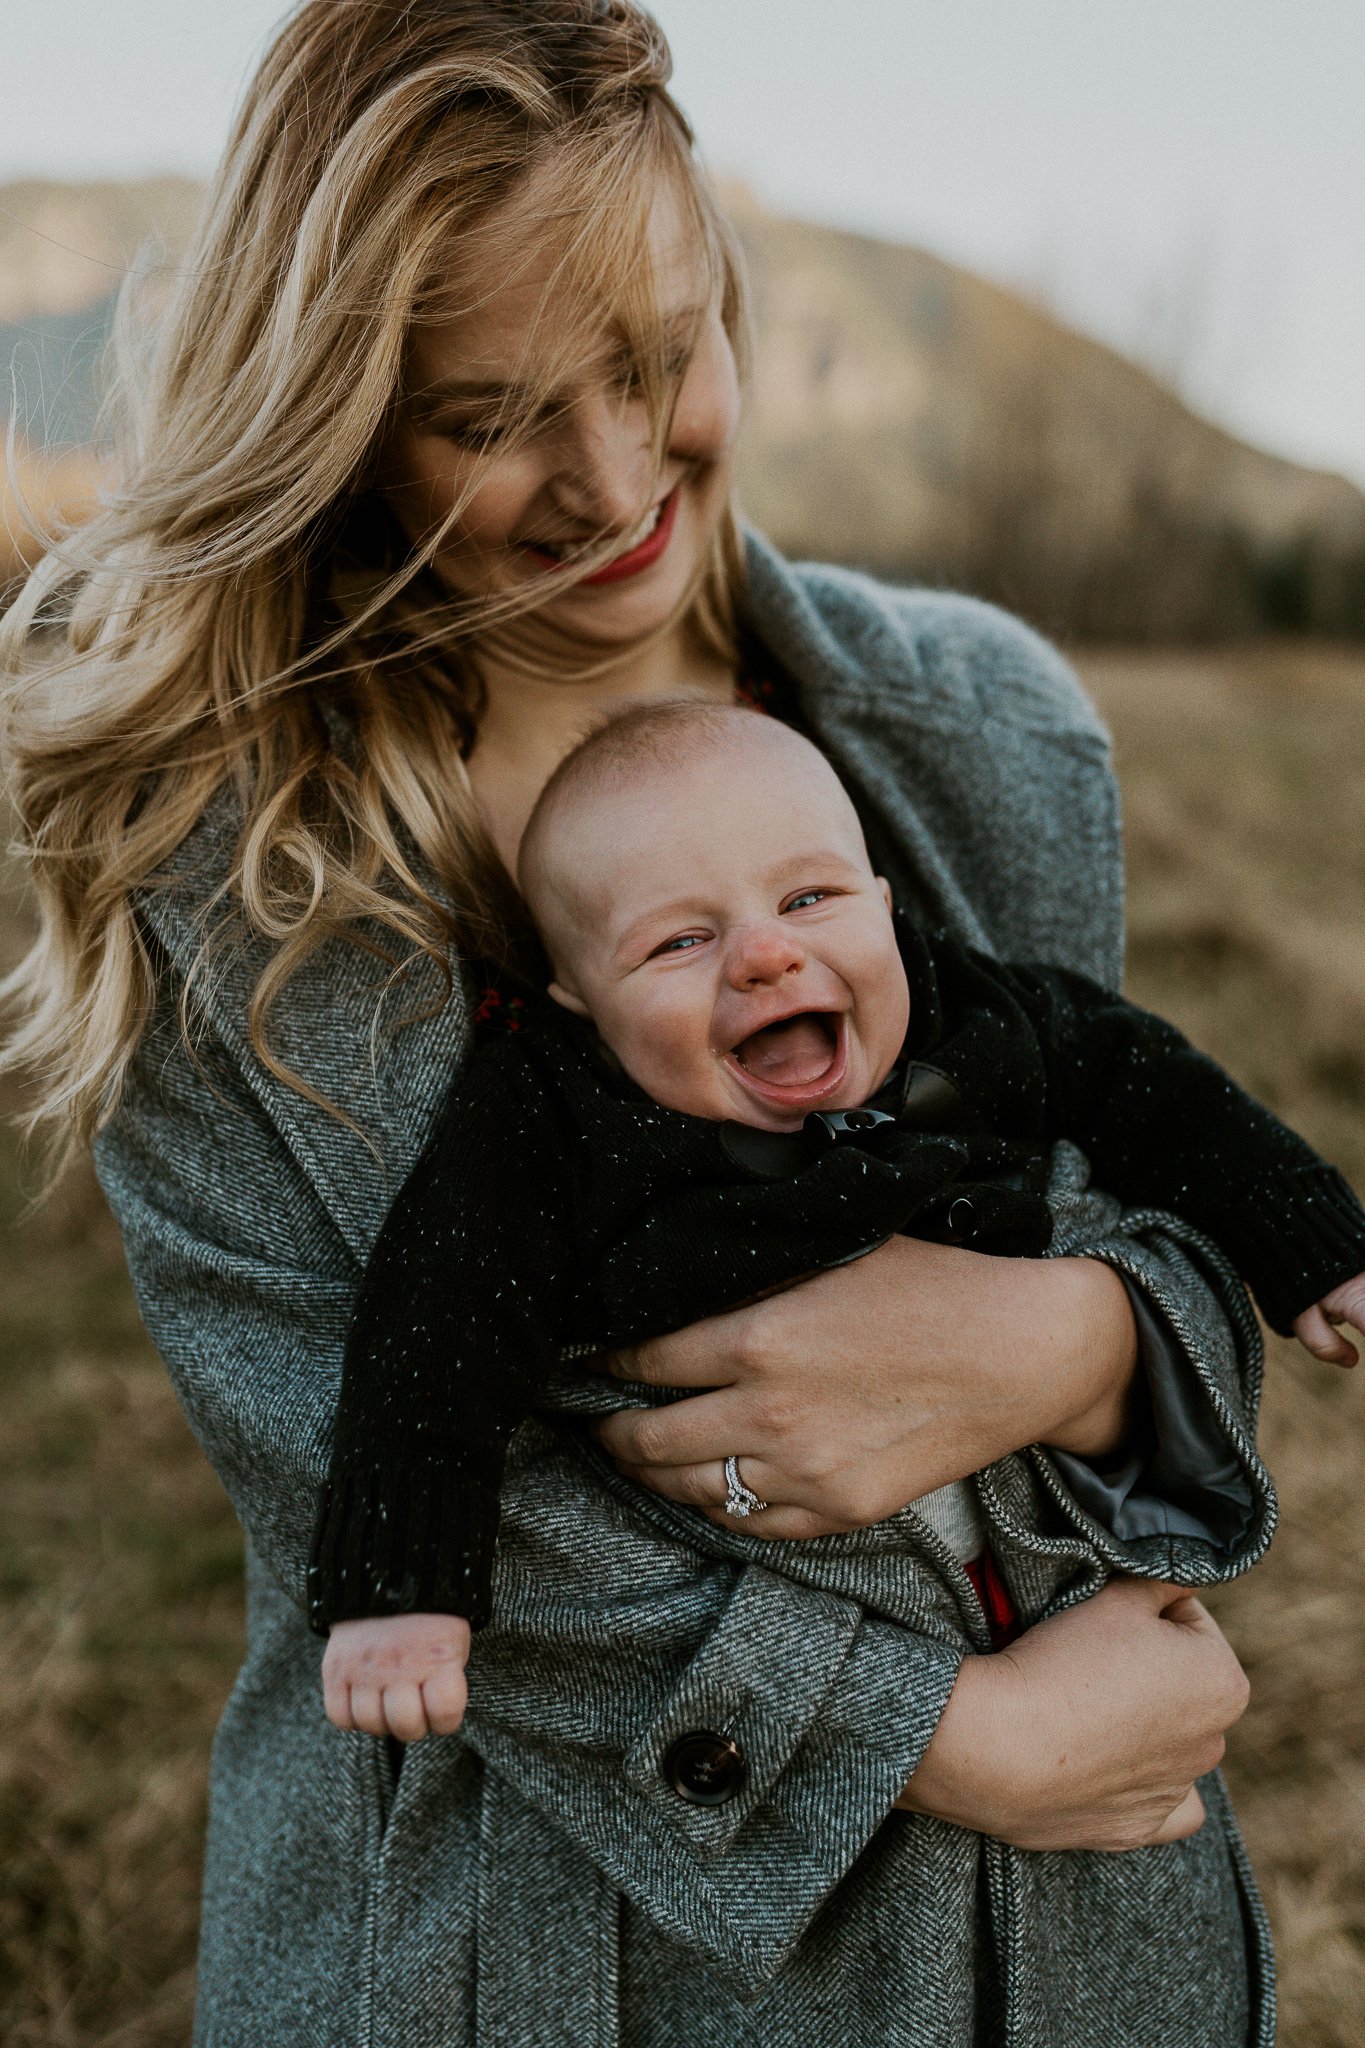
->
[520, 485, 679, 584]
[725, 1011, 848, 1107]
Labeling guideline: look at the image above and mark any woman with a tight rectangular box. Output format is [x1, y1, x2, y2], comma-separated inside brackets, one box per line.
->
[2, 4, 1272, 2043]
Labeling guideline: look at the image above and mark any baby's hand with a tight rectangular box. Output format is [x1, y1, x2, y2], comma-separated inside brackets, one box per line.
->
[322, 1613, 471, 1741]
[1292, 1275, 1365, 1368]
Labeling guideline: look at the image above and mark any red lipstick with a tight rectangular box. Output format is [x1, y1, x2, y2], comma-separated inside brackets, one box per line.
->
[521, 485, 680, 586]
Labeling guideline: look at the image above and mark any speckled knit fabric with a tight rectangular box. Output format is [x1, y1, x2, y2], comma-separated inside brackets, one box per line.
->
[309, 913, 1361, 1636]
[95, 532, 1278, 2045]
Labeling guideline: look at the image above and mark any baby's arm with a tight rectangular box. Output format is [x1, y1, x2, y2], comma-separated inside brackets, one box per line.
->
[323, 1613, 472, 1740]
[921, 933, 1365, 1355]
[309, 1043, 574, 1709]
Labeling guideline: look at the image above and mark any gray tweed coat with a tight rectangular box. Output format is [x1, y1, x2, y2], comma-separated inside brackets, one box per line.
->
[95, 532, 1277, 2047]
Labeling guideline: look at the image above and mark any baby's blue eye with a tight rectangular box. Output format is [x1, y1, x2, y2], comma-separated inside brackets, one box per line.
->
[657, 934, 704, 954]
[784, 890, 827, 912]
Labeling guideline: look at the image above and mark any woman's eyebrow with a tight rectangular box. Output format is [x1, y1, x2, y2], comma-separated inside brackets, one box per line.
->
[407, 306, 711, 409]
[407, 375, 533, 406]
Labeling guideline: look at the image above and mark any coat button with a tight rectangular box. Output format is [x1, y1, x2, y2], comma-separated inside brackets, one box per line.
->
[947, 1196, 977, 1237]
[664, 1732, 747, 1806]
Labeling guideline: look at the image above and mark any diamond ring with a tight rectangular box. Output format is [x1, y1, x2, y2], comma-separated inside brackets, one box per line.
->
[724, 1455, 769, 1518]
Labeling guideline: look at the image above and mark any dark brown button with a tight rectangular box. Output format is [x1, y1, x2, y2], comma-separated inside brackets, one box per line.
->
[664, 1731, 747, 1806]
[947, 1196, 977, 1237]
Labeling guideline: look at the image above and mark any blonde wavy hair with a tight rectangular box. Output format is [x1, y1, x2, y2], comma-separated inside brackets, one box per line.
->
[0, 0, 750, 1174]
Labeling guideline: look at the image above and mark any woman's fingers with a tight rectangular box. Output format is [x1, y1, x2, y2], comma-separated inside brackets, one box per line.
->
[1144, 1786, 1207, 1845]
[908, 1577, 1251, 1848]
[613, 1457, 727, 1511]
[616, 1454, 779, 1510]
[604, 1316, 742, 1389]
[593, 1385, 747, 1467]
[613, 1458, 846, 1539]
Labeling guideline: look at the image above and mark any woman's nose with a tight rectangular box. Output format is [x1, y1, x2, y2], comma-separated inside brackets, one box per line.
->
[552, 387, 655, 531]
[726, 922, 805, 989]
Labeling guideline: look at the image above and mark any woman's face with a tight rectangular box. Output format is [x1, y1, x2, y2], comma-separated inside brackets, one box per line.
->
[378, 172, 742, 648]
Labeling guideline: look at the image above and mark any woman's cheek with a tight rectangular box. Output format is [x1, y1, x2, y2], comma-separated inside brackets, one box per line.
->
[381, 434, 545, 561]
[672, 321, 742, 465]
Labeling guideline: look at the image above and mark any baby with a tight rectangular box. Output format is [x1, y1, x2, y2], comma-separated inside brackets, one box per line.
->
[311, 700, 1365, 1739]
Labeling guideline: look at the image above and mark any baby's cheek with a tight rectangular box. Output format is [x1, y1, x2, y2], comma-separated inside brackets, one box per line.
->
[856, 941, 911, 1059]
[617, 1001, 720, 1116]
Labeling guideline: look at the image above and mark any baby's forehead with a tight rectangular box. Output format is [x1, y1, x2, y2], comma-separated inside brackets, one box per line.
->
[552, 732, 867, 907]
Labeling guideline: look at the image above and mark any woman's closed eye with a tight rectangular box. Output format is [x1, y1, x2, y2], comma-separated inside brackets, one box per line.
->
[440, 417, 512, 450]
[618, 346, 694, 398]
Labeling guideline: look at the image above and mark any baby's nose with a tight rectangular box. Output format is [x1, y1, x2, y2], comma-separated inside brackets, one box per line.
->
[727, 921, 804, 987]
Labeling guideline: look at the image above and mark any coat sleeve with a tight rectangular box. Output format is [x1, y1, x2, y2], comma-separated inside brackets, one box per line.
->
[94, 981, 963, 1993]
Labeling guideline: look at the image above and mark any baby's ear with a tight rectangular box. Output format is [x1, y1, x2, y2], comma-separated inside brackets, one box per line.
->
[876, 875, 894, 912]
[548, 980, 591, 1019]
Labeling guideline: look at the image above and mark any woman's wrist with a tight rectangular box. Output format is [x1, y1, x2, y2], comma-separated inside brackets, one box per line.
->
[1029, 1256, 1141, 1461]
[893, 1653, 1019, 1828]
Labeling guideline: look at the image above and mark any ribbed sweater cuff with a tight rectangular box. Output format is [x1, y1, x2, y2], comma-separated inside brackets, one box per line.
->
[1216, 1165, 1365, 1334]
[308, 1460, 502, 1636]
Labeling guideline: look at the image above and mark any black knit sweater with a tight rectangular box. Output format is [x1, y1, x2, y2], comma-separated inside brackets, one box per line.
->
[308, 915, 1365, 1632]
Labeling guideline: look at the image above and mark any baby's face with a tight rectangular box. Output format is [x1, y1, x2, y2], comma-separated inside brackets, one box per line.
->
[543, 733, 911, 1131]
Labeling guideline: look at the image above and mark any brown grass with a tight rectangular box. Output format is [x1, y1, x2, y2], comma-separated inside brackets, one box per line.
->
[1080, 643, 1365, 2047]
[1, 639, 1363, 2042]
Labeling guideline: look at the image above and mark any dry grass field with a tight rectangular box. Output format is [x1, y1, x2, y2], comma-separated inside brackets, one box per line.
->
[1, 640, 1363, 2045]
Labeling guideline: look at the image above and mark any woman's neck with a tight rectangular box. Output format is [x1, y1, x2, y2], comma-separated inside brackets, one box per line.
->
[465, 616, 737, 876]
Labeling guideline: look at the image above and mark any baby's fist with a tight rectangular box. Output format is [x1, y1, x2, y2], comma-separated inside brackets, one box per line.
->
[322, 1612, 472, 1741]
[1293, 1274, 1365, 1368]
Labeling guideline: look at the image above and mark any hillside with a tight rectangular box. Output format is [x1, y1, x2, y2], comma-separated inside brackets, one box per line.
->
[3, 175, 1363, 635]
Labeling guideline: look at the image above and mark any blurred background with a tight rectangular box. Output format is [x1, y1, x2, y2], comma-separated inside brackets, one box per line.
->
[2, 4, 1363, 2043]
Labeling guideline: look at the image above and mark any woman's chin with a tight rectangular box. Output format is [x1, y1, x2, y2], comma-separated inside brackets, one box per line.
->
[425, 482, 725, 650]
[532, 548, 702, 645]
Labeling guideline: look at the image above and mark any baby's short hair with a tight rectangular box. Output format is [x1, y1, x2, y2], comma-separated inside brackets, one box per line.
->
[517, 697, 795, 943]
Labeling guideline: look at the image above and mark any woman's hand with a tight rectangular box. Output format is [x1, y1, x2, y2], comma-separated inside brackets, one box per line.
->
[896, 1579, 1250, 1851]
[592, 1236, 1139, 1538]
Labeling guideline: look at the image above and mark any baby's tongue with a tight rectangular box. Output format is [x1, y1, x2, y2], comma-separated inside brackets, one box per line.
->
[736, 1013, 834, 1087]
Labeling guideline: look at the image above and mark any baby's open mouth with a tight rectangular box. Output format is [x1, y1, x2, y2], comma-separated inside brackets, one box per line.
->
[726, 1010, 848, 1105]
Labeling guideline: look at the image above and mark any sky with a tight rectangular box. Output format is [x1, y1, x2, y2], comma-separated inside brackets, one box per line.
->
[3, 0, 1363, 486]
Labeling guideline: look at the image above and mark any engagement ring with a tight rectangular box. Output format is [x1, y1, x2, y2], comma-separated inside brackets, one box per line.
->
[724, 1455, 768, 1518]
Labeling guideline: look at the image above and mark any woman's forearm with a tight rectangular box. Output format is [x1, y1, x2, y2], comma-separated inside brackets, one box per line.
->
[1027, 1255, 1141, 1460]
